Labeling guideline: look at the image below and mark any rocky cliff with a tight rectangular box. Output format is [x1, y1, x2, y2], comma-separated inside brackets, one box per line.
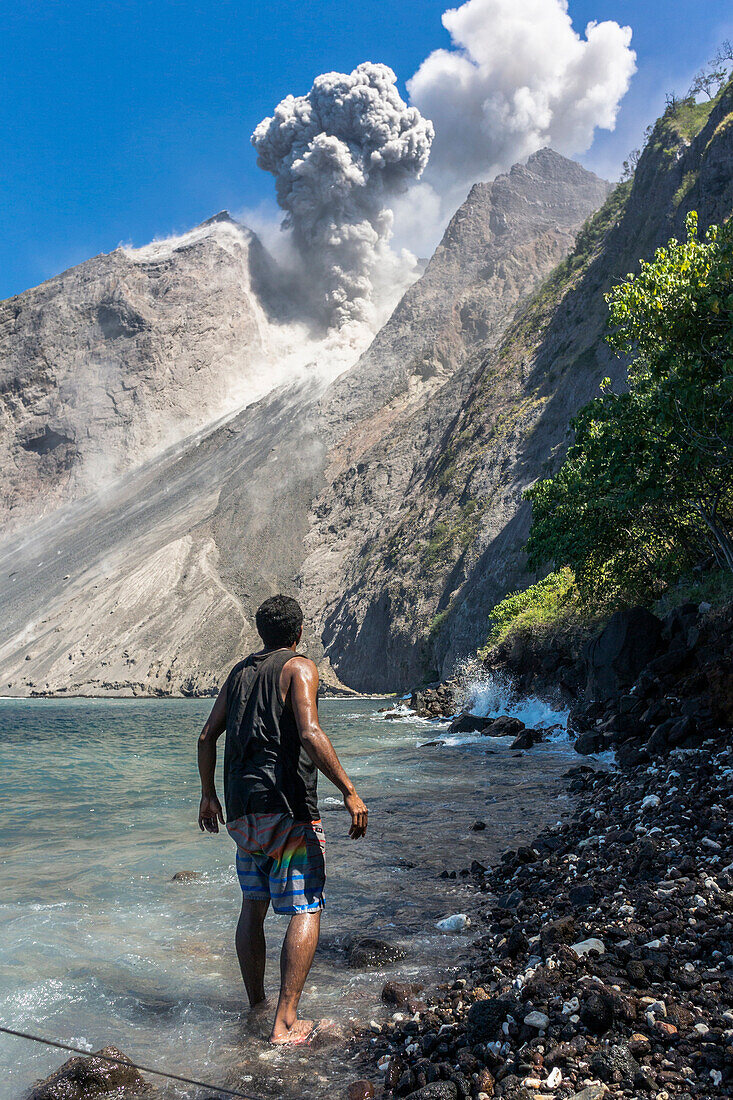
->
[0, 213, 298, 533]
[310, 85, 733, 691]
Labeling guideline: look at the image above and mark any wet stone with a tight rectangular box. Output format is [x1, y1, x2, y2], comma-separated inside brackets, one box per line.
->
[347, 937, 406, 968]
[28, 1047, 149, 1099]
[170, 870, 204, 883]
[346, 1080, 375, 1100]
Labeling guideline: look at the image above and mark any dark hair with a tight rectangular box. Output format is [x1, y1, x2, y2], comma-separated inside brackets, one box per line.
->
[255, 594, 303, 649]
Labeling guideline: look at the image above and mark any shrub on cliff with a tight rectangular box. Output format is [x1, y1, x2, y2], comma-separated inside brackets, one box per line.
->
[525, 212, 733, 601]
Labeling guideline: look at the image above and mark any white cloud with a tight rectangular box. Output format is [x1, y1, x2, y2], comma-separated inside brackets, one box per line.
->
[408, 0, 636, 196]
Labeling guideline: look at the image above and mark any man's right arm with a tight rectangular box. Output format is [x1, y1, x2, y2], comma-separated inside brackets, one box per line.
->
[287, 657, 368, 839]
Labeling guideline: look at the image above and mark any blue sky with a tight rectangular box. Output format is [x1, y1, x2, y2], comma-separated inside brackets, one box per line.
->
[1, 0, 731, 300]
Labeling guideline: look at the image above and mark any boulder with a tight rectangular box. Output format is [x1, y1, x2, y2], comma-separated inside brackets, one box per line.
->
[540, 915, 577, 949]
[447, 712, 488, 734]
[348, 937, 406, 968]
[584, 607, 664, 701]
[28, 1047, 148, 1099]
[510, 727, 542, 750]
[482, 715, 525, 738]
[568, 883, 595, 907]
[573, 731, 605, 755]
[570, 937, 605, 957]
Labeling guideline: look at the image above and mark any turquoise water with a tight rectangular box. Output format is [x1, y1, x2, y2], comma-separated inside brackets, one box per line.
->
[0, 696, 575, 1099]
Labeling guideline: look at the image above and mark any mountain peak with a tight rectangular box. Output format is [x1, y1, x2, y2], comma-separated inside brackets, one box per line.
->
[520, 146, 608, 186]
[198, 210, 239, 228]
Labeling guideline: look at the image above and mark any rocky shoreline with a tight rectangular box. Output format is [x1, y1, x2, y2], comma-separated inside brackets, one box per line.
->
[343, 602, 733, 1100]
[350, 739, 732, 1100]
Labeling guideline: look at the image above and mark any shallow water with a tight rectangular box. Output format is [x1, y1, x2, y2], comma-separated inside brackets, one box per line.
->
[0, 695, 575, 1099]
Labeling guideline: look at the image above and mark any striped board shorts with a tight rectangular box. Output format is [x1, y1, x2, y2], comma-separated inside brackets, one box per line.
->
[226, 813, 326, 914]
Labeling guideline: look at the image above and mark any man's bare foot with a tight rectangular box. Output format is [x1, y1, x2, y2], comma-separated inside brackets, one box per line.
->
[269, 1017, 323, 1046]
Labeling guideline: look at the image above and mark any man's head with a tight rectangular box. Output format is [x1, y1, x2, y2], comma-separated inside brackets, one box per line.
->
[255, 594, 304, 649]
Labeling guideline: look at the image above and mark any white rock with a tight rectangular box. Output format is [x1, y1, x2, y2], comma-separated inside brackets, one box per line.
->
[524, 1010, 550, 1029]
[570, 937, 605, 957]
[641, 794, 660, 810]
[694, 1022, 709, 1034]
[546, 1067, 562, 1088]
[436, 913, 470, 932]
[521, 1077, 541, 1089]
[710, 1069, 722, 1086]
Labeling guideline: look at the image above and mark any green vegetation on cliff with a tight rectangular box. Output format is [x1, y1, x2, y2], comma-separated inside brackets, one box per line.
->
[525, 211, 733, 609]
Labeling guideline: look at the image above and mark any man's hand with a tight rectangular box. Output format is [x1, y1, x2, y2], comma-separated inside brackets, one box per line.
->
[345, 791, 368, 839]
[199, 794, 224, 833]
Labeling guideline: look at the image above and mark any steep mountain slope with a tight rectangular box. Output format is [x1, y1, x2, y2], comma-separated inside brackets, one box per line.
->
[0, 381, 324, 696]
[0, 151, 607, 696]
[0, 213, 293, 532]
[323, 148, 610, 451]
[311, 83, 733, 691]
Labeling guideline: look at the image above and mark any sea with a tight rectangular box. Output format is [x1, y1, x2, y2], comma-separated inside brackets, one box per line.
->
[0, 690, 576, 1099]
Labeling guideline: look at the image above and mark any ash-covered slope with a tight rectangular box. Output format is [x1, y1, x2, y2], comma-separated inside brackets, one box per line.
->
[311, 85, 733, 691]
[0, 213, 289, 532]
[0, 380, 326, 697]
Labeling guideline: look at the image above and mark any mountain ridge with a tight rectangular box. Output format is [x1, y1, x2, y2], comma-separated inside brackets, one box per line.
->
[0, 149, 627, 696]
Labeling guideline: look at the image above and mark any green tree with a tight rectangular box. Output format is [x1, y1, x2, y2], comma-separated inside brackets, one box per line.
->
[525, 213, 733, 599]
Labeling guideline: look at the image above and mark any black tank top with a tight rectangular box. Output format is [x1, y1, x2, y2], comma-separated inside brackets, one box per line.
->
[223, 649, 319, 823]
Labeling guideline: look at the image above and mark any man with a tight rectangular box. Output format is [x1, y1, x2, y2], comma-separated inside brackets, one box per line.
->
[197, 594, 368, 1046]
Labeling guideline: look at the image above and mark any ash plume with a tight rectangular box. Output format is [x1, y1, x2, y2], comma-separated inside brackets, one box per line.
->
[252, 62, 433, 330]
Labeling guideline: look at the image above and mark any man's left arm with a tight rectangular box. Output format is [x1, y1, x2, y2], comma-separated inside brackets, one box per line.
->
[197, 681, 228, 833]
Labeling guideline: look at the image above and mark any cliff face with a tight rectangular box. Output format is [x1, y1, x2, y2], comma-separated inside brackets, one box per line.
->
[307, 85, 733, 691]
[322, 149, 611, 437]
[304, 149, 611, 689]
[0, 214, 285, 532]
